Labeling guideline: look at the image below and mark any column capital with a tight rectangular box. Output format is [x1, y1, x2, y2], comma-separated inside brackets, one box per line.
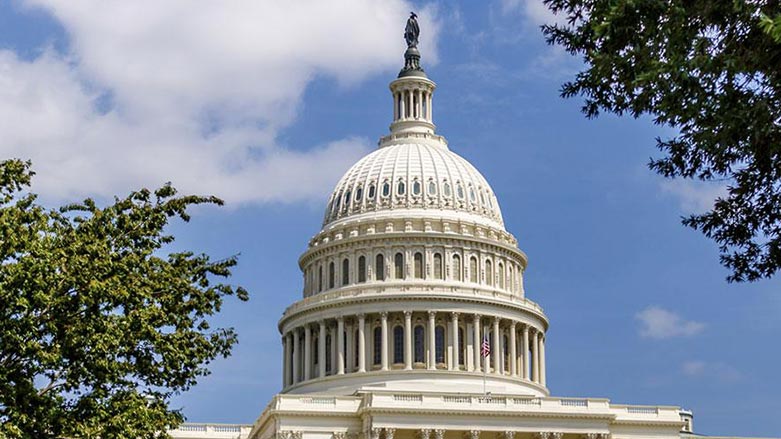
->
[337, 315, 344, 322]
[404, 310, 413, 318]
[464, 431, 480, 439]
[502, 432, 515, 439]
[428, 310, 437, 319]
[370, 428, 381, 439]
[380, 311, 388, 319]
[384, 428, 396, 439]
[334, 433, 346, 439]
[450, 311, 460, 319]
[510, 320, 517, 329]
[357, 313, 366, 320]
[433, 430, 445, 439]
[418, 429, 431, 439]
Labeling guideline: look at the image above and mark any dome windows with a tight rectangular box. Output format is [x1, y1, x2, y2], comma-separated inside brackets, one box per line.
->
[382, 181, 391, 198]
[375, 254, 385, 281]
[469, 186, 476, 203]
[412, 179, 421, 196]
[355, 186, 363, 202]
[397, 180, 406, 196]
[368, 183, 376, 200]
[443, 181, 452, 197]
[428, 180, 437, 196]
[456, 183, 465, 200]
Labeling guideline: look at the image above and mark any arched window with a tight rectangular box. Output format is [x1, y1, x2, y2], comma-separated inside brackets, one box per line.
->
[334, 192, 342, 210]
[480, 191, 486, 205]
[485, 260, 493, 286]
[373, 327, 382, 365]
[428, 180, 437, 195]
[326, 334, 332, 373]
[435, 326, 446, 364]
[397, 180, 406, 196]
[344, 191, 351, 210]
[413, 252, 423, 279]
[443, 181, 452, 197]
[394, 252, 404, 279]
[342, 258, 350, 286]
[393, 326, 404, 364]
[469, 257, 478, 283]
[412, 179, 421, 195]
[457, 183, 464, 199]
[458, 327, 465, 366]
[375, 254, 385, 281]
[368, 183, 376, 199]
[358, 256, 366, 283]
[318, 265, 323, 292]
[452, 254, 462, 281]
[355, 186, 363, 201]
[487, 192, 494, 208]
[433, 253, 443, 279]
[498, 262, 505, 289]
[469, 187, 476, 202]
[413, 325, 425, 363]
[328, 262, 335, 289]
[382, 181, 391, 197]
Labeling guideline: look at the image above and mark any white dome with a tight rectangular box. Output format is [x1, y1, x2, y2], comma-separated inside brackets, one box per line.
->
[323, 142, 505, 230]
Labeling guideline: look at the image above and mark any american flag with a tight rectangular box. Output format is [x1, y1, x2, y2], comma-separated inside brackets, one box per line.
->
[480, 335, 491, 358]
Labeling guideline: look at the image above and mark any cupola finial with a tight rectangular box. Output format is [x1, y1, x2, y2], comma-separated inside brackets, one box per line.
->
[399, 12, 426, 78]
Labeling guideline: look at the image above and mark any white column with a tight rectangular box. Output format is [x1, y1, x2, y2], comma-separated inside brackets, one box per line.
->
[492, 318, 501, 374]
[522, 325, 530, 380]
[532, 330, 540, 383]
[407, 90, 413, 119]
[282, 334, 290, 387]
[450, 312, 459, 370]
[304, 325, 312, 381]
[400, 91, 406, 119]
[540, 334, 546, 386]
[404, 311, 412, 370]
[509, 322, 517, 377]
[337, 317, 345, 375]
[318, 321, 326, 378]
[473, 314, 481, 372]
[393, 92, 398, 120]
[292, 329, 300, 384]
[428, 91, 433, 120]
[428, 311, 436, 369]
[380, 312, 389, 371]
[357, 314, 366, 372]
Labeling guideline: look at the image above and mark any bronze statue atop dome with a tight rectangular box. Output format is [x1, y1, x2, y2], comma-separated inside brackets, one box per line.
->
[404, 12, 419, 48]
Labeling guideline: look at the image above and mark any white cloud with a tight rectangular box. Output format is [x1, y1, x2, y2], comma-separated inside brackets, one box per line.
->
[681, 360, 742, 383]
[500, 0, 568, 27]
[636, 306, 706, 339]
[659, 179, 728, 213]
[2, 1, 441, 204]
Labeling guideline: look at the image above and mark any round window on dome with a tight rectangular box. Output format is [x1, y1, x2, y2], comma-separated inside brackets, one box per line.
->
[397, 180, 406, 196]
[412, 179, 421, 195]
[428, 180, 437, 196]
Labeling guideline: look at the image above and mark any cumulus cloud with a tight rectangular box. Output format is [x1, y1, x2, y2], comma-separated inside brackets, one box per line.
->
[636, 306, 705, 339]
[2, 1, 441, 204]
[682, 360, 742, 383]
[659, 179, 728, 214]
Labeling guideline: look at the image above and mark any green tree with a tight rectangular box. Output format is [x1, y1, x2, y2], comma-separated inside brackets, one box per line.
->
[0, 159, 249, 438]
[542, 0, 781, 282]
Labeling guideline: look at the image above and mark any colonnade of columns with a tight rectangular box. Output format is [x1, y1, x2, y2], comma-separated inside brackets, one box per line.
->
[392, 87, 432, 122]
[358, 428, 609, 439]
[282, 311, 546, 389]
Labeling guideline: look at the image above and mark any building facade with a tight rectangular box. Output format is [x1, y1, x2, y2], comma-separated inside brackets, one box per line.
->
[169, 17, 768, 439]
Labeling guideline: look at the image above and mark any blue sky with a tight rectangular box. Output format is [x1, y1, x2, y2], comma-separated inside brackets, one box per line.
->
[1, 1, 779, 437]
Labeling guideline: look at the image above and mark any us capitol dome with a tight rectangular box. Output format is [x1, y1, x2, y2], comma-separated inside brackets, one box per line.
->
[168, 13, 760, 439]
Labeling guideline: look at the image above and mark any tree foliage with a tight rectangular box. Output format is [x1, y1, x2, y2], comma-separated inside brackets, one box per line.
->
[543, 0, 781, 282]
[0, 159, 249, 438]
